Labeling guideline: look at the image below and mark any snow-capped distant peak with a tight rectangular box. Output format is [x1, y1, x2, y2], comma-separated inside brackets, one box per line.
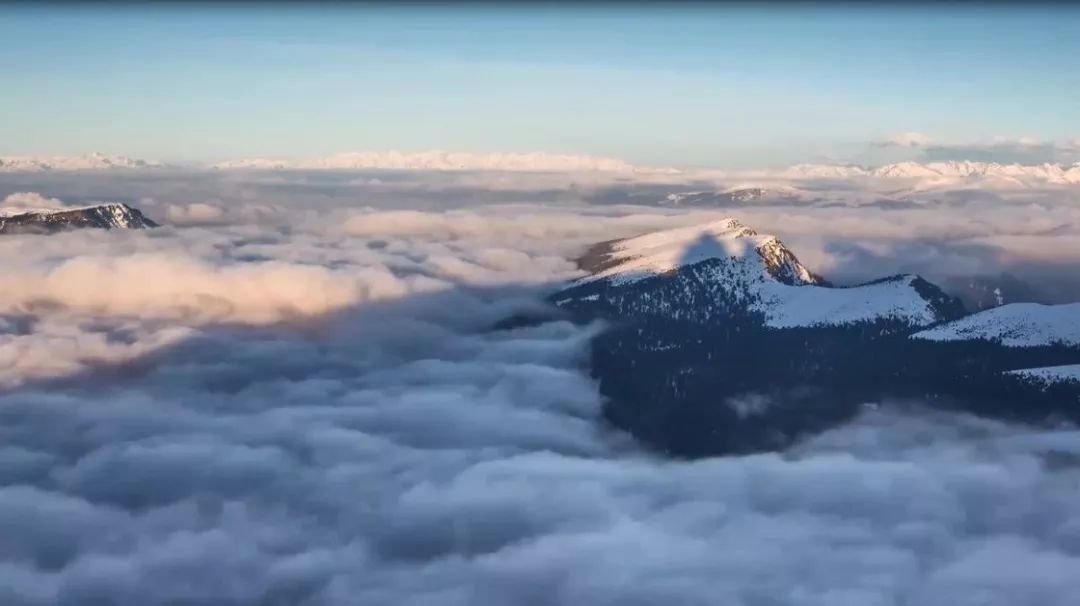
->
[0, 153, 165, 172]
[775, 161, 1080, 184]
[212, 151, 679, 173]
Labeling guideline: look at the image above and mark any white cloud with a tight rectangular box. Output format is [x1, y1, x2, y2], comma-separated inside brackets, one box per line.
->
[2, 192, 67, 211]
[921, 137, 1080, 164]
[163, 202, 226, 225]
[871, 134, 1080, 165]
[874, 131, 935, 148]
[0, 249, 437, 324]
[0, 316, 195, 387]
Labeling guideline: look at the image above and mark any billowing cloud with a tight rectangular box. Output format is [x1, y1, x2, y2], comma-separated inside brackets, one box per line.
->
[873, 134, 1080, 165]
[163, 202, 227, 225]
[873, 131, 935, 148]
[2, 175, 1080, 605]
[2, 192, 67, 211]
[920, 137, 1080, 164]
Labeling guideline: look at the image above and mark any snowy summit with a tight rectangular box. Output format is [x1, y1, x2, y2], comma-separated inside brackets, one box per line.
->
[556, 217, 963, 329]
[0, 203, 159, 234]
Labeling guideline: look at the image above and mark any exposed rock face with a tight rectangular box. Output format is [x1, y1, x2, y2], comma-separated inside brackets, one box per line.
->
[0, 203, 159, 235]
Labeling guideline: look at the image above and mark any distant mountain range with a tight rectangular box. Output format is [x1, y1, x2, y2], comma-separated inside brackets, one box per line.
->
[658, 187, 811, 207]
[776, 160, 1080, 184]
[527, 218, 1080, 457]
[0, 203, 159, 234]
[0, 153, 167, 172]
[210, 151, 671, 173]
[4, 153, 1080, 184]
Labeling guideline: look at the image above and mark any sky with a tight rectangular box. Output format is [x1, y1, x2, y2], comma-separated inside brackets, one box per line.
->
[1, 4, 1078, 168]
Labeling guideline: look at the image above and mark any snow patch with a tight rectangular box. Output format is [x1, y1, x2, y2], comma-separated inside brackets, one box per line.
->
[1007, 364, 1080, 385]
[761, 275, 939, 329]
[912, 303, 1080, 347]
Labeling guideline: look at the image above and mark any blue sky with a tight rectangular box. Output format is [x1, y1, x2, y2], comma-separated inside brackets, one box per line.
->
[1, 4, 1077, 168]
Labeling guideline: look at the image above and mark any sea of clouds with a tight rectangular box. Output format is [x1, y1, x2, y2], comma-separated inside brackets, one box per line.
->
[2, 169, 1080, 605]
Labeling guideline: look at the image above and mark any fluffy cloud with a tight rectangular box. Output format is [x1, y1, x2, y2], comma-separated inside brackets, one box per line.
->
[920, 138, 1080, 164]
[873, 131, 935, 148]
[4, 357, 1080, 606]
[163, 202, 227, 225]
[0, 253, 421, 324]
[0, 316, 195, 387]
[873, 134, 1080, 164]
[2, 177, 1080, 605]
[2, 192, 67, 211]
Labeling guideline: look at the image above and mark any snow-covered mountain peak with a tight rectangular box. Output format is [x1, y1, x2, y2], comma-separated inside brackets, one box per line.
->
[605, 217, 755, 253]
[91, 203, 158, 229]
[755, 235, 822, 286]
[700, 217, 757, 236]
[572, 218, 823, 288]
[555, 218, 966, 330]
[0, 203, 159, 234]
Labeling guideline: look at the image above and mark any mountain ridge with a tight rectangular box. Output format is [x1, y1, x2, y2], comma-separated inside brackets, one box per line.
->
[913, 302, 1080, 348]
[0, 203, 159, 234]
[0, 153, 167, 171]
[538, 217, 1080, 457]
[555, 217, 962, 329]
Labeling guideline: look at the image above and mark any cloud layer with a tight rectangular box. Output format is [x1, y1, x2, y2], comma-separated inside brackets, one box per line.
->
[2, 177, 1080, 604]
